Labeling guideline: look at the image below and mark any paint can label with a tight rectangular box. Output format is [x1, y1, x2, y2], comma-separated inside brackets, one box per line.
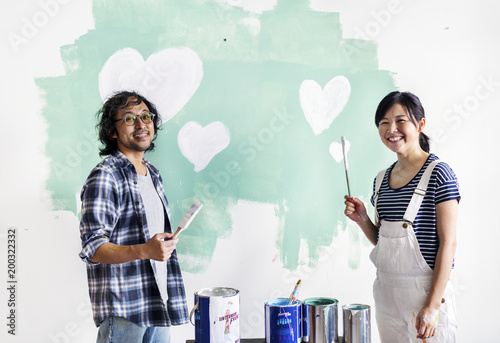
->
[265, 298, 302, 343]
[342, 304, 371, 343]
[193, 287, 240, 343]
[302, 297, 339, 343]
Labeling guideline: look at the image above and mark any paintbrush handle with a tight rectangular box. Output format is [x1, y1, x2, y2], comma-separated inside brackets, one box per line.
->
[172, 226, 182, 239]
[287, 280, 301, 305]
[345, 169, 351, 197]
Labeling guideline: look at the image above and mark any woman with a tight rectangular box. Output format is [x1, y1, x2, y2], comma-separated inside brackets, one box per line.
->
[344, 91, 459, 342]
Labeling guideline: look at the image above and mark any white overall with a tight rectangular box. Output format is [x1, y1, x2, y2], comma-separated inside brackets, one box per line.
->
[370, 161, 457, 343]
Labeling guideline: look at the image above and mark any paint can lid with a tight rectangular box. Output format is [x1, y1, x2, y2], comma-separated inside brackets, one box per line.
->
[342, 304, 370, 311]
[196, 287, 239, 297]
[303, 297, 338, 306]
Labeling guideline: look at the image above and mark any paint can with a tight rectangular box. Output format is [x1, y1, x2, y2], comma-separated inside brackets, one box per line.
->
[265, 298, 302, 343]
[342, 304, 371, 343]
[190, 287, 240, 343]
[302, 297, 339, 343]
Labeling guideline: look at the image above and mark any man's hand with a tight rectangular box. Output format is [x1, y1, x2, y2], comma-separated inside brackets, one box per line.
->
[142, 232, 178, 261]
[91, 232, 178, 264]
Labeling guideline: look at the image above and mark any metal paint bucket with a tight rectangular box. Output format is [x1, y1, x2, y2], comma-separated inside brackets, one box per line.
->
[302, 297, 339, 343]
[190, 287, 240, 343]
[265, 298, 302, 343]
[342, 304, 371, 343]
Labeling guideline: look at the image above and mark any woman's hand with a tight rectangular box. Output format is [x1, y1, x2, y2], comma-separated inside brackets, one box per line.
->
[344, 195, 368, 224]
[415, 306, 439, 340]
[344, 195, 379, 245]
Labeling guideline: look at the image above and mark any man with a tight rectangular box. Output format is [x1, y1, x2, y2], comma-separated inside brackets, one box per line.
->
[79, 91, 188, 343]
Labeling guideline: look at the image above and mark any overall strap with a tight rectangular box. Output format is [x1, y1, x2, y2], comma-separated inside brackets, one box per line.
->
[403, 160, 440, 224]
[374, 168, 387, 225]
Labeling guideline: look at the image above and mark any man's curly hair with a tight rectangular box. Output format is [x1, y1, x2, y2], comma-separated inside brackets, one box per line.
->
[96, 91, 162, 157]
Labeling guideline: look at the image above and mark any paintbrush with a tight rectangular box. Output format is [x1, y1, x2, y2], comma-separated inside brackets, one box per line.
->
[341, 136, 351, 197]
[172, 200, 204, 239]
[287, 279, 301, 305]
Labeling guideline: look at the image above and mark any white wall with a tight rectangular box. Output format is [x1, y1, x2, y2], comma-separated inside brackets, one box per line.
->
[1, 1, 499, 342]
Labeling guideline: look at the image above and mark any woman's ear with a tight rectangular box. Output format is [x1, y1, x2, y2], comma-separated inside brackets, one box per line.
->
[418, 117, 426, 132]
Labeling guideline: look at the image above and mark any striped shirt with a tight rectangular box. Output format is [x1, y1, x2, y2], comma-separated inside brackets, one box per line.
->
[79, 151, 189, 327]
[371, 154, 460, 269]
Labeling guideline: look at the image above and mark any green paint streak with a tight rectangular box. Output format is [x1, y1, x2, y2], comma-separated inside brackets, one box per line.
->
[39, 0, 395, 272]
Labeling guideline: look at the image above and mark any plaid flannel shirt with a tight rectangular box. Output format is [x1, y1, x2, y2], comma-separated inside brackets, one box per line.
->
[79, 151, 189, 327]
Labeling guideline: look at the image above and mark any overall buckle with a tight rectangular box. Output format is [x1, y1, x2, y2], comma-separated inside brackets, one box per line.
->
[414, 188, 426, 196]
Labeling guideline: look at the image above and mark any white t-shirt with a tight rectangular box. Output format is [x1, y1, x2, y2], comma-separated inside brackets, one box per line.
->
[137, 169, 168, 303]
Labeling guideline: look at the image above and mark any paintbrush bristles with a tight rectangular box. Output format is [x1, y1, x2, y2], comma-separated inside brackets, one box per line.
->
[341, 136, 351, 197]
[341, 136, 349, 170]
[172, 200, 204, 239]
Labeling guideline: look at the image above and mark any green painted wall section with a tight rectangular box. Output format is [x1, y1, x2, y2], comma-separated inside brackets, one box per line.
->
[38, 0, 396, 272]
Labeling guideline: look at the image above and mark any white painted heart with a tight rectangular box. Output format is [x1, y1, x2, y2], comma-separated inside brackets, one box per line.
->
[300, 76, 351, 136]
[329, 139, 350, 163]
[99, 47, 203, 123]
[178, 121, 231, 172]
